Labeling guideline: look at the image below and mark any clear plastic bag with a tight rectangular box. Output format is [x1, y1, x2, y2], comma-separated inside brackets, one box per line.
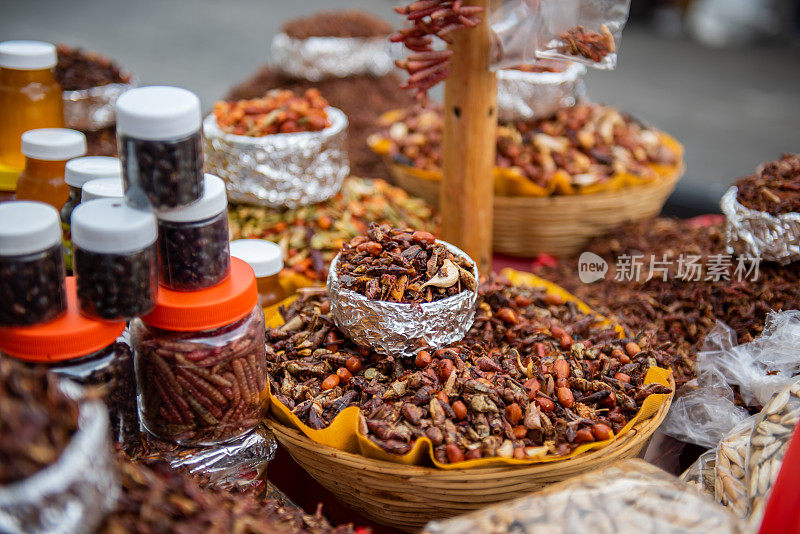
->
[423, 459, 748, 534]
[490, 0, 632, 70]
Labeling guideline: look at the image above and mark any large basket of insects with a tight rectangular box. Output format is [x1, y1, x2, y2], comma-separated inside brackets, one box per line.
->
[263, 270, 675, 532]
[370, 105, 685, 257]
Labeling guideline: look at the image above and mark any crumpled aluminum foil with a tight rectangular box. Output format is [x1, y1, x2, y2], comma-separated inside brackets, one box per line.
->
[270, 33, 393, 81]
[0, 400, 119, 534]
[327, 241, 478, 359]
[138, 425, 276, 491]
[721, 186, 800, 265]
[497, 62, 586, 122]
[63, 80, 136, 131]
[203, 107, 349, 209]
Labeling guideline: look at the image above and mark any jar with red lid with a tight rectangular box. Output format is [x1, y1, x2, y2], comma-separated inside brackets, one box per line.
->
[131, 258, 267, 446]
[0, 277, 138, 448]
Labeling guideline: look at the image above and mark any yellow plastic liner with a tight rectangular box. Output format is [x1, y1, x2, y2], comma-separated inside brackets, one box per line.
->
[264, 269, 672, 468]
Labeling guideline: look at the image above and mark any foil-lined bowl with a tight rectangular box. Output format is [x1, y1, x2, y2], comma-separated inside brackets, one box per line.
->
[203, 107, 349, 208]
[327, 241, 479, 359]
[0, 399, 119, 534]
[721, 186, 800, 265]
[63, 79, 136, 131]
[497, 61, 586, 122]
[270, 33, 393, 81]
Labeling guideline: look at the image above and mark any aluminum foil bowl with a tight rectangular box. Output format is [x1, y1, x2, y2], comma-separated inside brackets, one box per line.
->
[203, 107, 349, 208]
[497, 61, 586, 122]
[63, 79, 136, 131]
[0, 399, 119, 534]
[721, 186, 800, 265]
[270, 32, 393, 81]
[327, 241, 479, 359]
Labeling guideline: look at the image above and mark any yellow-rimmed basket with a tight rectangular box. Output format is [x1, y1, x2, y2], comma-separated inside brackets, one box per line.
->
[266, 387, 672, 532]
[370, 135, 685, 257]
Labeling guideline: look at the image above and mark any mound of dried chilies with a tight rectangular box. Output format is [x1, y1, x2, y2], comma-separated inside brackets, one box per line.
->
[214, 89, 331, 137]
[734, 154, 800, 215]
[335, 223, 475, 303]
[267, 277, 672, 464]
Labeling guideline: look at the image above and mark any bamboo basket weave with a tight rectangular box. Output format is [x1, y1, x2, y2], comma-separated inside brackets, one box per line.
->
[265, 380, 672, 532]
[386, 161, 684, 257]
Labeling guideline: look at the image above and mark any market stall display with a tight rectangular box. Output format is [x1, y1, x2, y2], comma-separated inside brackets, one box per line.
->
[226, 10, 410, 181]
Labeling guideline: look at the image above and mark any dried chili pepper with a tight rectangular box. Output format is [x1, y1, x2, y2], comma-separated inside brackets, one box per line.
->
[559, 25, 615, 63]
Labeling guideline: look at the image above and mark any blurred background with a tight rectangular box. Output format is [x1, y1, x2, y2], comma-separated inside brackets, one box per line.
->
[2, 0, 799, 215]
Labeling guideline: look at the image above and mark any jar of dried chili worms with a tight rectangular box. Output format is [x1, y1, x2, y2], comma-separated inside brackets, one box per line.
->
[0, 277, 138, 449]
[131, 257, 267, 446]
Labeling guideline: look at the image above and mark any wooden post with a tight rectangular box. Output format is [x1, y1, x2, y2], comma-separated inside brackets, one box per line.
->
[440, 0, 497, 275]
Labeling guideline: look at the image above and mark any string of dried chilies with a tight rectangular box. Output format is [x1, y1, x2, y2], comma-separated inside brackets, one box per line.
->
[392, 0, 483, 102]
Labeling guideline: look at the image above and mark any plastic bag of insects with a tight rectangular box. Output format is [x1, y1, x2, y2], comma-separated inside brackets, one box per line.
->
[490, 0, 632, 70]
[424, 459, 748, 534]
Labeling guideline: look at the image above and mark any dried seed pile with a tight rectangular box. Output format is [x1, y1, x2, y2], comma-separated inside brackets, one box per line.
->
[229, 177, 438, 281]
[283, 9, 393, 39]
[376, 103, 679, 191]
[734, 154, 800, 215]
[134, 314, 266, 444]
[0, 358, 79, 484]
[55, 44, 132, 91]
[391, 0, 484, 101]
[267, 277, 672, 464]
[535, 217, 800, 386]
[0, 243, 66, 327]
[335, 223, 475, 303]
[558, 25, 615, 63]
[213, 89, 331, 137]
[157, 213, 230, 291]
[101, 456, 355, 534]
[714, 423, 751, 516]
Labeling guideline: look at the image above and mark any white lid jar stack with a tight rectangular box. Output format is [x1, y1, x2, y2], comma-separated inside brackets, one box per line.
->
[156, 174, 231, 290]
[71, 198, 158, 320]
[0, 201, 67, 326]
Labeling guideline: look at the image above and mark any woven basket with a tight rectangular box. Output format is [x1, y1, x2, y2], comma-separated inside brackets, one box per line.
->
[265, 380, 672, 532]
[386, 161, 684, 257]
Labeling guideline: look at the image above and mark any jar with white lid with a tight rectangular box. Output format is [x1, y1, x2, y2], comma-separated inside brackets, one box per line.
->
[15, 128, 86, 210]
[60, 156, 121, 270]
[0, 277, 138, 448]
[230, 238, 287, 308]
[71, 198, 158, 320]
[81, 176, 124, 202]
[116, 86, 204, 210]
[156, 173, 230, 291]
[0, 201, 66, 326]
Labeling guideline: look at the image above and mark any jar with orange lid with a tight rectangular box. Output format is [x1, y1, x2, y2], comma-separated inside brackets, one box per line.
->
[131, 257, 267, 446]
[0, 277, 138, 447]
[0, 41, 64, 173]
[15, 128, 86, 210]
[230, 238, 287, 308]
[0, 201, 67, 327]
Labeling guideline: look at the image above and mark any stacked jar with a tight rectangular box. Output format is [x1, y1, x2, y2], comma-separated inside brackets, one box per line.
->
[0, 278, 138, 447]
[230, 239, 287, 309]
[15, 127, 86, 210]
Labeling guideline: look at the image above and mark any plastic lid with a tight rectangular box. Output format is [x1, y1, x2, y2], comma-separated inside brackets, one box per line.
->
[0, 278, 125, 362]
[65, 156, 121, 187]
[0, 40, 57, 70]
[0, 201, 61, 256]
[143, 257, 257, 332]
[115, 86, 201, 140]
[156, 174, 227, 222]
[21, 129, 87, 161]
[71, 198, 157, 253]
[230, 239, 283, 278]
[81, 177, 124, 202]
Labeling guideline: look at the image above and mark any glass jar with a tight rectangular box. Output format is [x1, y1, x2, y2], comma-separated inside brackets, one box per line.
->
[230, 238, 287, 308]
[0, 41, 64, 171]
[15, 128, 87, 210]
[116, 86, 204, 210]
[157, 174, 230, 290]
[132, 257, 266, 446]
[71, 198, 158, 321]
[0, 277, 137, 449]
[60, 156, 121, 271]
[0, 201, 66, 327]
[81, 176, 124, 202]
